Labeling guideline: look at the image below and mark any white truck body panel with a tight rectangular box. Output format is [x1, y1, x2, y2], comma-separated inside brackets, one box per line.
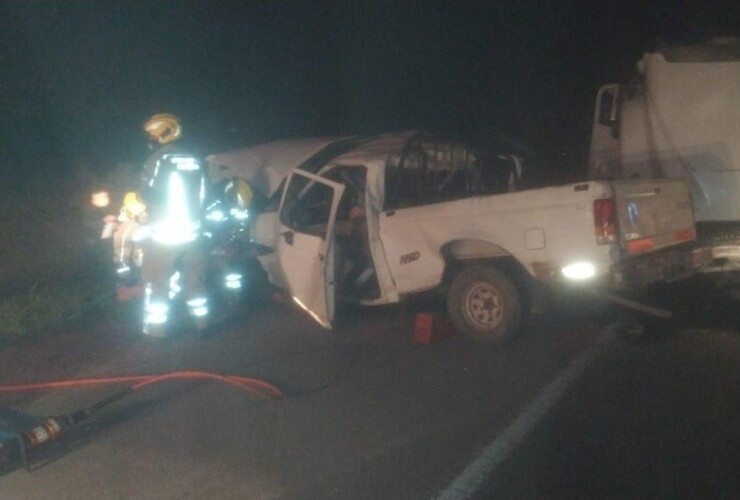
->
[380, 184, 611, 294]
[612, 179, 695, 247]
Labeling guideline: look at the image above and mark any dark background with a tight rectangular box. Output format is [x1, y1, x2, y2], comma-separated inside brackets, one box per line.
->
[1, 1, 739, 187]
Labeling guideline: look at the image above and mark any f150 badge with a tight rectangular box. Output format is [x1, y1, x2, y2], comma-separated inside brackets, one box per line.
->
[400, 251, 420, 265]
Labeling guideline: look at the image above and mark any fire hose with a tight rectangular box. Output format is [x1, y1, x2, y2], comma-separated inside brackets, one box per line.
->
[0, 371, 283, 470]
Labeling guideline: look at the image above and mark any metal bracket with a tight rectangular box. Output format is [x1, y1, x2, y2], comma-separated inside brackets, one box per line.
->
[592, 290, 673, 319]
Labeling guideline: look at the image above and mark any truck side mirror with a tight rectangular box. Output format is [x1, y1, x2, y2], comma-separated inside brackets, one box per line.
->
[598, 88, 620, 126]
[597, 87, 621, 139]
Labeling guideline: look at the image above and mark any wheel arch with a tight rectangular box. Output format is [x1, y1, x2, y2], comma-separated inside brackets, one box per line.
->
[440, 239, 536, 308]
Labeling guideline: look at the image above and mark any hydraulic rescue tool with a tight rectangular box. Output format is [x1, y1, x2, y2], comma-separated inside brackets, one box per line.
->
[0, 371, 282, 471]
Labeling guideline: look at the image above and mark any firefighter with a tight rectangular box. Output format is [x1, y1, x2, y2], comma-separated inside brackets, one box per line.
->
[112, 191, 147, 285]
[110, 113, 187, 279]
[135, 113, 211, 336]
[203, 177, 255, 295]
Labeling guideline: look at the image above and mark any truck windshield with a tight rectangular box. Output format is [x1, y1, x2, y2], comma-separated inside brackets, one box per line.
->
[265, 137, 371, 211]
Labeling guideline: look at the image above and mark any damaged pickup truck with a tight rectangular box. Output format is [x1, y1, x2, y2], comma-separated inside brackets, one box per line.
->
[208, 131, 706, 344]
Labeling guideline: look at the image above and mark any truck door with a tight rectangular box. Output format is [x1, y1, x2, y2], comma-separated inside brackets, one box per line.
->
[276, 170, 345, 328]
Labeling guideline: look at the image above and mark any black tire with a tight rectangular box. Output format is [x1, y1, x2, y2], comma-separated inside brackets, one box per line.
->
[447, 265, 521, 344]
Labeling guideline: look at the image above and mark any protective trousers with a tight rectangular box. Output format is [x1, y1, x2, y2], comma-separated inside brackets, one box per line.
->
[141, 239, 208, 335]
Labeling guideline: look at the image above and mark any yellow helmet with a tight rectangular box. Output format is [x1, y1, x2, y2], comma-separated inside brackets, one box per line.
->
[122, 191, 147, 218]
[226, 178, 253, 208]
[143, 113, 182, 145]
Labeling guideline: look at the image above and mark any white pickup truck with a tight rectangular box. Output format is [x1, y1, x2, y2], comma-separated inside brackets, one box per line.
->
[208, 131, 705, 344]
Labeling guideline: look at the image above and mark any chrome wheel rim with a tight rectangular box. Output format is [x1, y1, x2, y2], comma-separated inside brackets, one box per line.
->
[462, 281, 503, 330]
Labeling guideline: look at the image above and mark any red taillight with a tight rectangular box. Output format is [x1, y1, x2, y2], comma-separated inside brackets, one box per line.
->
[675, 228, 696, 242]
[626, 238, 655, 254]
[594, 198, 617, 244]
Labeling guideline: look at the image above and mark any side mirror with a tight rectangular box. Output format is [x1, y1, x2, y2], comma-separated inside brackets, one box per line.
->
[597, 87, 621, 138]
[508, 154, 523, 192]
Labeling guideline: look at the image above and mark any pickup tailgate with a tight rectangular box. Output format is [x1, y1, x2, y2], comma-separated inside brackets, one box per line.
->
[613, 178, 696, 255]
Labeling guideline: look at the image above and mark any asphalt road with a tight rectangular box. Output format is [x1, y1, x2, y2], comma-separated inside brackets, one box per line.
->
[1, 288, 738, 499]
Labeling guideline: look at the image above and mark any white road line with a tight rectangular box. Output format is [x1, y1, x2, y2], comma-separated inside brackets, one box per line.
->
[435, 323, 620, 500]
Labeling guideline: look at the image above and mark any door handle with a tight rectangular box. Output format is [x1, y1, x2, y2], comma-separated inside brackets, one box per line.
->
[281, 230, 294, 245]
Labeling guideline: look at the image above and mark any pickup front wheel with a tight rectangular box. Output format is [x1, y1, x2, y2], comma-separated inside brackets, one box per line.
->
[447, 265, 521, 344]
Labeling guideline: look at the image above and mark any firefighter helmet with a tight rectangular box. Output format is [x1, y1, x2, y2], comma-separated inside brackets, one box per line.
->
[225, 178, 253, 208]
[143, 113, 182, 145]
[122, 191, 147, 219]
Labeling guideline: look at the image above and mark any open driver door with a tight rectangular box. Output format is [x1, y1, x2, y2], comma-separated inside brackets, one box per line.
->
[276, 169, 345, 328]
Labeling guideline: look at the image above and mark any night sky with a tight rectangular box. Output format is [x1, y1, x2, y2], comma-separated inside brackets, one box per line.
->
[2, 1, 739, 185]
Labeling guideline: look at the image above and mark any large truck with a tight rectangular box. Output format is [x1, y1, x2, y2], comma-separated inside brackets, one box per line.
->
[589, 37, 740, 276]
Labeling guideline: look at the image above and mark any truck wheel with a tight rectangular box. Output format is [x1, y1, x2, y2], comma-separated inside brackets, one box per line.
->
[447, 265, 521, 344]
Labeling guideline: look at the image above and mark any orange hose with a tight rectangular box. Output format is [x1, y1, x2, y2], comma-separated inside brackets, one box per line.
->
[0, 371, 283, 399]
[0, 376, 149, 392]
[130, 371, 283, 399]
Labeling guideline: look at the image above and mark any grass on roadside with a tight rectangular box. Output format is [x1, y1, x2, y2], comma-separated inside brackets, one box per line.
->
[0, 278, 113, 344]
[0, 171, 115, 345]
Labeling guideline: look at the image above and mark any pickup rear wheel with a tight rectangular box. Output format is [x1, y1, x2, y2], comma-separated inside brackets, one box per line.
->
[447, 265, 521, 344]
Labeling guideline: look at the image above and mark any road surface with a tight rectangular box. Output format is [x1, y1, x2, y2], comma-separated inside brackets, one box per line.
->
[1, 289, 738, 498]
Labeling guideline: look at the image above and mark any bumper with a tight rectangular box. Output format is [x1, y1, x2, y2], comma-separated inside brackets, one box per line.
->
[693, 243, 740, 273]
[611, 244, 712, 289]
